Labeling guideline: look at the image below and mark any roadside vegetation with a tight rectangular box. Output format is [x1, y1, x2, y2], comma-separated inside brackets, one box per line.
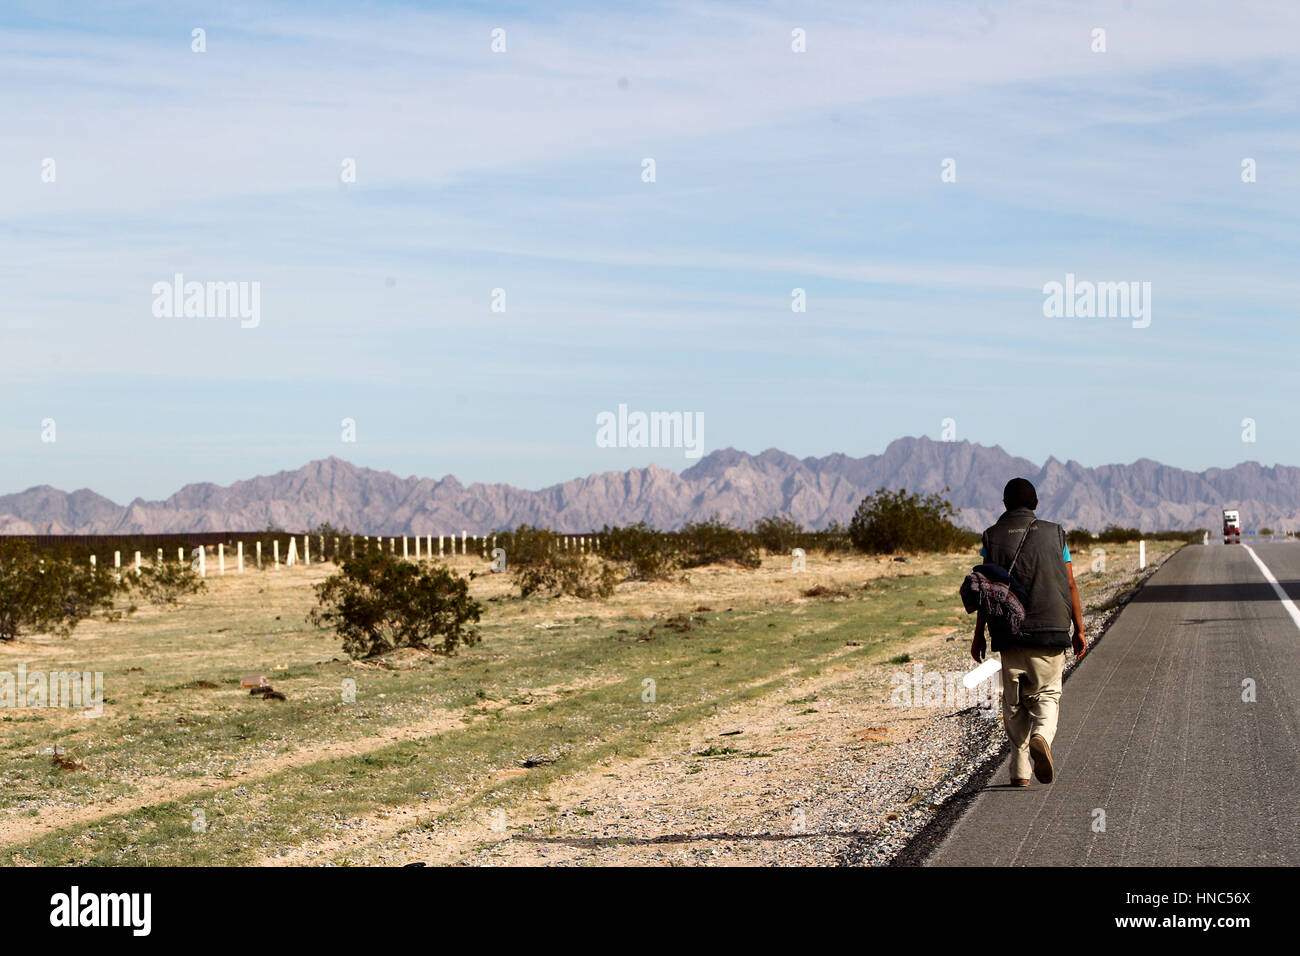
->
[848, 487, 976, 553]
[0, 541, 130, 643]
[0, 489, 1201, 865]
[309, 549, 482, 658]
[1065, 526, 1208, 549]
[0, 532, 1179, 867]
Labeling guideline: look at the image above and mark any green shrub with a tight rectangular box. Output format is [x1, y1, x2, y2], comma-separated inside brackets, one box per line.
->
[45, 558, 129, 622]
[848, 487, 968, 554]
[750, 516, 803, 554]
[0, 543, 127, 642]
[1066, 527, 1095, 550]
[677, 517, 761, 569]
[309, 549, 482, 659]
[499, 526, 621, 598]
[130, 561, 206, 605]
[513, 551, 620, 599]
[808, 520, 854, 554]
[1095, 525, 1143, 544]
[499, 526, 560, 569]
[307, 523, 353, 563]
[598, 523, 679, 580]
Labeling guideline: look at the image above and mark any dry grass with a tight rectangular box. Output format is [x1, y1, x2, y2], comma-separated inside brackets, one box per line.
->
[0, 539, 1175, 865]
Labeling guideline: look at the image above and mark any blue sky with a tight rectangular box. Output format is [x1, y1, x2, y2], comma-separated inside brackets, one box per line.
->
[2, 0, 1299, 503]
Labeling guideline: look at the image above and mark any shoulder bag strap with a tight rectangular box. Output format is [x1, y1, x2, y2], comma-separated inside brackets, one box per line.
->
[1007, 519, 1038, 576]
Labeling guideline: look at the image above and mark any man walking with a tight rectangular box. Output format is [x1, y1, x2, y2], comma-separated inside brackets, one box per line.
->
[972, 478, 1087, 786]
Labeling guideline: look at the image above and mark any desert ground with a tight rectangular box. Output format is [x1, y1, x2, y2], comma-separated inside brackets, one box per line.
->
[0, 540, 1177, 866]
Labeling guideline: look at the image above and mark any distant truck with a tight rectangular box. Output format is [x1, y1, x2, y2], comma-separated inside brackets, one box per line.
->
[1223, 509, 1242, 544]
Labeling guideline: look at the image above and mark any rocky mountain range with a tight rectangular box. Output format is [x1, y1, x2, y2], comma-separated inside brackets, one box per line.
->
[2, 437, 1298, 535]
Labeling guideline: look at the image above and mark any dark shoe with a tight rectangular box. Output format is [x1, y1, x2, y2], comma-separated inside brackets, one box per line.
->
[1011, 778, 1031, 787]
[1029, 734, 1054, 784]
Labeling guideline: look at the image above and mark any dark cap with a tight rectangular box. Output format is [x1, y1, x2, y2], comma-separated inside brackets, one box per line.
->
[1003, 477, 1038, 510]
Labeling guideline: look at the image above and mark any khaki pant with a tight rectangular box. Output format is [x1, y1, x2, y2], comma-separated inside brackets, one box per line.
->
[999, 646, 1066, 781]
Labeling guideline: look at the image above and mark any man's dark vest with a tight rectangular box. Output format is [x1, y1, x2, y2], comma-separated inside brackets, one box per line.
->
[981, 507, 1072, 649]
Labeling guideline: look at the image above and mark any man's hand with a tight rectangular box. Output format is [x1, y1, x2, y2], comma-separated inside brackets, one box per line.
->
[971, 631, 986, 663]
[1066, 562, 1086, 659]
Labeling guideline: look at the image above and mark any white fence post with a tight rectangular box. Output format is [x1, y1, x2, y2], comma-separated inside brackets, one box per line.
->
[461, 531, 467, 555]
[403, 536, 409, 560]
[237, 541, 244, 573]
[273, 539, 280, 569]
[134, 551, 142, 575]
[218, 543, 225, 575]
[256, 541, 262, 569]
[1139, 539, 1147, 570]
[304, 535, 310, 565]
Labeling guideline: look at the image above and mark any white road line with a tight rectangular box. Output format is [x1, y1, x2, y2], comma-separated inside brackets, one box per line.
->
[1243, 545, 1300, 632]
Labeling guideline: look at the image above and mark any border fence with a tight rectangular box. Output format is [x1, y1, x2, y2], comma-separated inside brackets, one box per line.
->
[0, 531, 601, 577]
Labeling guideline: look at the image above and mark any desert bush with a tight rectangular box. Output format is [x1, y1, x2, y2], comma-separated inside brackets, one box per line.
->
[307, 523, 352, 563]
[598, 523, 678, 580]
[750, 515, 803, 554]
[0, 543, 127, 642]
[797, 520, 853, 554]
[1066, 526, 1205, 549]
[44, 559, 129, 623]
[513, 551, 620, 599]
[677, 517, 761, 569]
[500, 526, 620, 598]
[1095, 525, 1143, 544]
[499, 525, 560, 568]
[0, 544, 61, 642]
[1065, 527, 1095, 550]
[130, 561, 206, 605]
[848, 487, 969, 554]
[309, 549, 482, 659]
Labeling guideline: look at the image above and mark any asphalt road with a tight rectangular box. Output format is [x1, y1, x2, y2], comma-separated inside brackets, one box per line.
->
[925, 541, 1300, 866]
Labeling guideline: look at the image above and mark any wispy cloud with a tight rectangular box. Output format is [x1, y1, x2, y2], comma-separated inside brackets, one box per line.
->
[2, 0, 1298, 500]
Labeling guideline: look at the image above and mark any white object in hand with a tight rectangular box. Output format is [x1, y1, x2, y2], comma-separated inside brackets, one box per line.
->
[963, 656, 1001, 689]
